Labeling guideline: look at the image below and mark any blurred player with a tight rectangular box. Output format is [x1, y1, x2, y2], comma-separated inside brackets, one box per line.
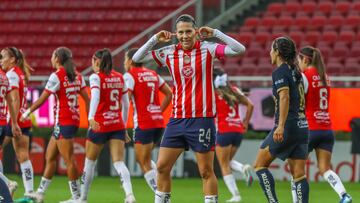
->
[291, 46, 352, 203]
[213, 68, 253, 202]
[0, 177, 13, 203]
[79, 49, 135, 203]
[21, 47, 90, 203]
[0, 47, 34, 198]
[253, 37, 309, 203]
[0, 58, 21, 197]
[133, 14, 246, 203]
[124, 48, 172, 192]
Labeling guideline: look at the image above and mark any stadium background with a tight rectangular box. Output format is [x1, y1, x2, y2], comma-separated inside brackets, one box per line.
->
[1, 0, 360, 202]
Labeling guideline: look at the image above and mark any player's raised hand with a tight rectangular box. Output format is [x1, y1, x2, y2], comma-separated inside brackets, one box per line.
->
[89, 119, 100, 131]
[273, 126, 284, 143]
[156, 30, 174, 43]
[198, 26, 214, 39]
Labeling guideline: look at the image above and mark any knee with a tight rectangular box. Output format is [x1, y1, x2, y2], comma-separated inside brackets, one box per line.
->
[199, 166, 214, 180]
[156, 162, 171, 175]
[291, 167, 306, 179]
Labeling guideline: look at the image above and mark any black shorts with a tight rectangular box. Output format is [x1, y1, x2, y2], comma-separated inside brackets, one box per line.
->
[308, 130, 334, 153]
[87, 129, 125, 144]
[261, 119, 309, 161]
[216, 132, 243, 147]
[5, 124, 31, 137]
[53, 125, 78, 140]
[133, 128, 163, 145]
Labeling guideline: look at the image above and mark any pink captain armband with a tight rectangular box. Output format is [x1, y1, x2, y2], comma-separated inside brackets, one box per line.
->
[215, 44, 226, 59]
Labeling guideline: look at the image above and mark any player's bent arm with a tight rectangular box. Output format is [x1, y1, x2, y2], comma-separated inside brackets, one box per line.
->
[22, 90, 51, 119]
[121, 93, 130, 125]
[80, 88, 90, 114]
[239, 95, 254, 126]
[159, 83, 172, 113]
[213, 29, 246, 56]
[132, 35, 158, 63]
[278, 89, 290, 128]
[88, 88, 100, 120]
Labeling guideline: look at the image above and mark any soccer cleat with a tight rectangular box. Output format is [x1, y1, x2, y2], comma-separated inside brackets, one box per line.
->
[124, 194, 136, 203]
[243, 164, 253, 187]
[340, 193, 352, 203]
[26, 192, 44, 203]
[8, 180, 18, 196]
[226, 195, 242, 202]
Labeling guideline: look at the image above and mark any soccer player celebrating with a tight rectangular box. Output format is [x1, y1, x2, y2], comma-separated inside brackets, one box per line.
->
[124, 48, 172, 192]
[213, 68, 253, 203]
[133, 14, 246, 203]
[79, 49, 135, 203]
[253, 37, 309, 203]
[0, 57, 21, 196]
[21, 47, 90, 203]
[0, 47, 35, 198]
[293, 46, 352, 203]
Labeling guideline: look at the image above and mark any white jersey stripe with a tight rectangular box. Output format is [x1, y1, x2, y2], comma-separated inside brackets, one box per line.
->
[201, 49, 208, 117]
[191, 49, 196, 117]
[178, 50, 186, 118]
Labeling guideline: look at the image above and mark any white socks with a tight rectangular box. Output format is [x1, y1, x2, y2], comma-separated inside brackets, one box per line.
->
[20, 160, 34, 193]
[113, 161, 133, 196]
[151, 160, 157, 170]
[0, 172, 9, 185]
[144, 169, 157, 192]
[80, 158, 96, 200]
[230, 160, 245, 174]
[155, 190, 171, 203]
[223, 174, 240, 197]
[290, 177, 297, 203]
[204, 195, 218, 203]
[323, 169, 347, 198]
[68, 180, 81, 200]
[37, 177, 52, 194]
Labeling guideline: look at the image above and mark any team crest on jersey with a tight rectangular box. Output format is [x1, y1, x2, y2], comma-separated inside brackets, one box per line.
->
[181, 65, 194, 78]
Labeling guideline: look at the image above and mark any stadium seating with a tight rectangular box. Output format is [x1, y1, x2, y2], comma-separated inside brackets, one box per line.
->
[0, 0, 187, 79]
[224, 0, 360, 81]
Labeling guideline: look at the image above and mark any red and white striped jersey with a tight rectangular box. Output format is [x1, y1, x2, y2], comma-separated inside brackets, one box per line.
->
[89, 70, 127, 132]
[0, 69, 10, 125]
[45, 67, 86, 126]
[124, 67, 165, 129]
[215, 87, 245, 134]
[302, 67, 332, 130]
[6, 66, 31, 128]
[151, 41, 225, 118]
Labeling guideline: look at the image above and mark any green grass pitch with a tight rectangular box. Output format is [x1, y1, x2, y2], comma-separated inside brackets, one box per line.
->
[9, 175, 359, 203]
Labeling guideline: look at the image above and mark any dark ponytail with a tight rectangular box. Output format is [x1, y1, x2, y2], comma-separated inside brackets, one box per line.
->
[272, 37, 302, 84]
[94, 48, 112, 75]
[54, 47, 76, 82]
[299, 46, 327, 87]
[126, 48, 143, 67]
[6, 47, 32, 83]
